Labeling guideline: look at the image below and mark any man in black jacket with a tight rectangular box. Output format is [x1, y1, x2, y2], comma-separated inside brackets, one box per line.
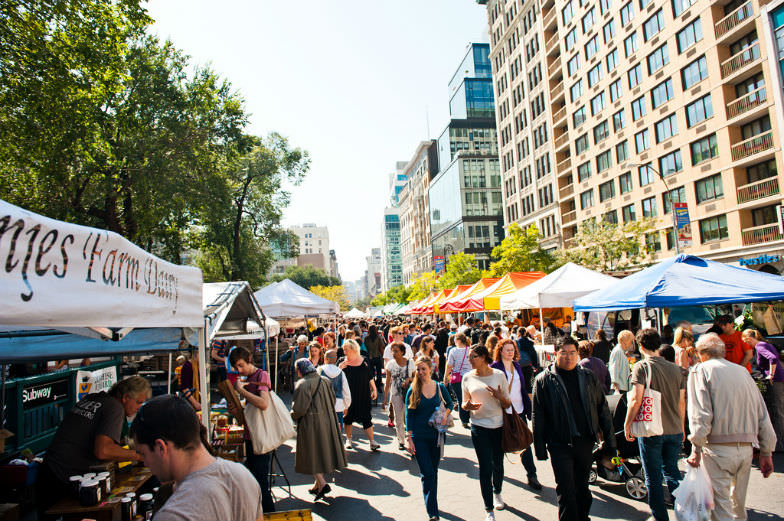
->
[533, 336, 615, 521]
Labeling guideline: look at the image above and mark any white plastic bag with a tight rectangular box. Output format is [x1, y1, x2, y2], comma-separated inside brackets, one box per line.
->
[630, 361, 663, 437]
[245, 390, 296, 454]
[673, 464, 714, 521]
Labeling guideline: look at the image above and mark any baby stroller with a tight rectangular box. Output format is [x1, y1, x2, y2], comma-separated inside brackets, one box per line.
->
[587, 393, 648, 501]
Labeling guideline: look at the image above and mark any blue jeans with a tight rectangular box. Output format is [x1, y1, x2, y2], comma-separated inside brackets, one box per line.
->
[450, 382, 470, 425]
[413, 436, 441, 518]
[638, 433, 683, 521]
[518, 413, 537, 478]
[245, 441, 275, 513]
[470, 424, 504, 512]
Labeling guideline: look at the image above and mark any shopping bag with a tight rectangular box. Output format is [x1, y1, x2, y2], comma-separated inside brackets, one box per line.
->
[630, 361, 663, 437]
[673, 464, 714, 521]
[763, 304, 782, 335]
[501, 411, 533, 453]
[245, 390, 296, 455]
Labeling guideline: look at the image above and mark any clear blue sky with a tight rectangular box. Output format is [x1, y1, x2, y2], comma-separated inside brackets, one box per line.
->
[147, 0, 489, 282]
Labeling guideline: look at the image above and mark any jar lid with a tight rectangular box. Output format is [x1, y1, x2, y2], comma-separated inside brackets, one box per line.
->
[121, 497, 132, 503]
[98, 471, 110, 476]
[69, 475, 83, 482]
[126, 492, 136, 498]
[83, 472, 96, 478]
[139, 493, 153, 501]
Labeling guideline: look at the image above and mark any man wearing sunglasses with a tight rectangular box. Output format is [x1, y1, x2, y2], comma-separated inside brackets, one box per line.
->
[131, 395, 264, 521]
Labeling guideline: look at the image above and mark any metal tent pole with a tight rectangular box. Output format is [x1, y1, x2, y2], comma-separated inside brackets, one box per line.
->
[167, 353, 172, 395]
[198, 322, 210, 436]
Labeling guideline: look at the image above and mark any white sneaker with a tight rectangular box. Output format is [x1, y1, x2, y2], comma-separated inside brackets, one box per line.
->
[493, 493, 505, 510]
[344, 439, 353, 450]
[484, 512, 496, 521]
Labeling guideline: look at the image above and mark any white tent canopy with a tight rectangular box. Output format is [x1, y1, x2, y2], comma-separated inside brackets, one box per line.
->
[344, 308, 366, 318]
[254, 279, 339, 318]
[499, 263, 618, 310]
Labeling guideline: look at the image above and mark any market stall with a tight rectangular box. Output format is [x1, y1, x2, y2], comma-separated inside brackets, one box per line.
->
[450, 272, 546, 313]
[439, 278, 500, 313]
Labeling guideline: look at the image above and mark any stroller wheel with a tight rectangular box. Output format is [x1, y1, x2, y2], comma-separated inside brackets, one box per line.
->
[588, 469, 598, 484]
[625, 476, 647, 500]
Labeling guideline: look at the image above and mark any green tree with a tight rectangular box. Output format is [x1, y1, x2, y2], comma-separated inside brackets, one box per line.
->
[438, 253, 482, 289]
[407, 272, 439, 302]
[309, 285, 350, 311]
[270, 265, 340, 289]
[487, 223, 556, 276]
[371, 284, 412, 306]
[557, 218, 656, 272]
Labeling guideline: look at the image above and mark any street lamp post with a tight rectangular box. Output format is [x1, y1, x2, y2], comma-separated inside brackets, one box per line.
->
[622, 162, 680, 255]
[443, 244, 455, 266]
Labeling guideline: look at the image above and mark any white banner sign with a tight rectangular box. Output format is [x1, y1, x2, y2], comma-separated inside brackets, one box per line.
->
[76, 366, 118, 401]
[0, 199, 203, 328]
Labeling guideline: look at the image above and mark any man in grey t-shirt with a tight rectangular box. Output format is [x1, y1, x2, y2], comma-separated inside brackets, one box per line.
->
[131, 395, 263, 521]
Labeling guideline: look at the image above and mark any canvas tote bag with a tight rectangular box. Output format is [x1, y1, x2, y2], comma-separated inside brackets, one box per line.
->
[245, 390, 296, 455]
[630, 360, 663, 437]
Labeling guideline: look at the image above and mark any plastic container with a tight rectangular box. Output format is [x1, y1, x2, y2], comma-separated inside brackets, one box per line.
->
[121, 496, 134, 521]
[139, 492, 154, 520]
[68, 475, 83, 496]
[78, 479, 101, 506]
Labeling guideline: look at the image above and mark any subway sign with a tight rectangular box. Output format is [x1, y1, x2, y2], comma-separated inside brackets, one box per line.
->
[739, 254, 780, 267]
[22, 379, 69, 410]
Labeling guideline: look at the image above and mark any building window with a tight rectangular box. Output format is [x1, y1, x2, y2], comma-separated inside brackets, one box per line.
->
[624, 32, 639, 57]
[619, 171, 633, 193]
[616, 140, 629, 163]
[685, 94, 713, 127]
[639, 163, 655, 186]
[582, 7, 596, 32]
[570, 79, 584, 102]
[585, 35, 599, 60]
[699, 215, 728, 243]
[672, 0, 697, 18]
[581, 189, 595, 209]
[623, 203, 637, 222]
[642, 196, 657, 217]
[747, 159, 777, 183]
[613, 109, 627, 131]
[677, 18, 703, 53]
[643, 9, 665, 41]
[662, 186, 686, 214]
[565, 28, 578, 51]
[647, 43, 670, 74]
[695, 173, 723, 203]
[655, 113, 678, 143]
[591, 91, 607, 115]
[601, 0, 612, 14]
[562, 0, 575, 24]
[604, 209, 619, 224]
[573, 105, 587, 127]
[610, 78, 623, 101]
[568, 54, 581, 77]
[604, 20, 616, 43]
[741, 115, 771, 139]
[690, 134, 718, 165]
[635, 129, 650, 153]
[752, 205, 779, 226]
[659, 149, 683, 176]
[576, 133, 589, 154]
[631, 96, 646, 121]
[651, 78, 674, 109]
[597, 150, 612, 173]
[578, 161, 592, 181]
[606, 48, 619, 71]
[594, 120, 610, 144]
[588, 63, 603, 87]
[621, 1, 635, 26]
[628, 63, 643, 88]
[681, 55, 708, 89]
[599, 179, 616, 201]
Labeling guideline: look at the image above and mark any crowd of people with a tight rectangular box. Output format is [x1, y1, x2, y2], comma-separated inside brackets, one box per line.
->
[36, 313, 780, 521]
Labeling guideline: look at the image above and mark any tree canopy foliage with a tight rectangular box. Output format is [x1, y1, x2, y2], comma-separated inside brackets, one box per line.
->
[371, 284, 413, 307]
[309, 285, 350, 311]
[556, 218, 656, 272]
[487, 223, 556, 276]
[437, 252, 482, 289]
[269, 265, 340, 289]
[0, 0, 308, 287]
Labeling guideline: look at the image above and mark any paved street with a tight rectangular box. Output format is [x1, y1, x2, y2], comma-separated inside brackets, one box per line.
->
[271, 404, 784, 521]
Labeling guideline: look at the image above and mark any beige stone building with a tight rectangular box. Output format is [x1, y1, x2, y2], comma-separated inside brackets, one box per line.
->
[399, 140, 439, 284]
[481, 0, 784, 274]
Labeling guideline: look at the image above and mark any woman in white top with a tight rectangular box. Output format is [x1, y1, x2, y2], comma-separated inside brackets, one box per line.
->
[383, 342, 415, 450]
[462, 344, 511, 521]
[443, 332, 473, 428]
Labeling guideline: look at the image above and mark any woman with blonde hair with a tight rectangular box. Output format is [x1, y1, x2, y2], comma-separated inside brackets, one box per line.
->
[673, 327, 697, 369]
[339, 339, 379, 451]
[405, 355, 453, 521]
[742, 328, 784, 452]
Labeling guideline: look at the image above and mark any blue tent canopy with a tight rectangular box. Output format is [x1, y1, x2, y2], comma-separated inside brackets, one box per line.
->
[574, 254, 784, 312]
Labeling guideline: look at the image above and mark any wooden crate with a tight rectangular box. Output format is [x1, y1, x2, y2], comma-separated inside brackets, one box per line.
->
[265, 509, 312, 521]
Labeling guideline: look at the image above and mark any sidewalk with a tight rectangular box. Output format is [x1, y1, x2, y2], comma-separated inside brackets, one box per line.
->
[270, 404, 784, 520]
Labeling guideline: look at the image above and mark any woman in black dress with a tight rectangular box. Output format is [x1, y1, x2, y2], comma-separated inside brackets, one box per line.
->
[339, 339, 380, 451]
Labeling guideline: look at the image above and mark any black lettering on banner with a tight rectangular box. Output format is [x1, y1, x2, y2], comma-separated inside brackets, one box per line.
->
[103, 249, 117, 285]
[35, 229, 57, 276]
[84, 233, 102, 283]
[56, 233, 74, 278]
[18, 224, 41, 301]
[0, 216, 24, 272]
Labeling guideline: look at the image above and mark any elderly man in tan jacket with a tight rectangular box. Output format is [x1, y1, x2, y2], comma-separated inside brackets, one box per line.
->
[686, 333, 776, 521]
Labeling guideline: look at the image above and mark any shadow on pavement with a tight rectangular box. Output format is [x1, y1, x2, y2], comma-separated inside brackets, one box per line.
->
[276, 494, 397, 521]
[333, 466, 411, 497]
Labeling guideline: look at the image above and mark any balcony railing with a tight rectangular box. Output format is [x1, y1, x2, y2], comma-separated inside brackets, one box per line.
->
[548, 56, 562, 78]
[742, 223, 784, 245]
[552, 105, 567, 124]
[737, 176, 780, 203]
[554, 132, 570, 149]
[559, 185, 574, 198]
[715, 2, 754, 39]
[545, 31, 559, 50]
[551, 81, 564, 100]
[726, 86, 767, 119]
[720, 43, 760, 78]
[543, 7, 557, 29]
[731, 130, 774, 161]
[562, 210, 577, 223]
[556, 156, 572, 173]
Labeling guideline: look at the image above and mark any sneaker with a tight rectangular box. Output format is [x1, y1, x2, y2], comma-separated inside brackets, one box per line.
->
[370, 441, 381, 452]
[528, 475, 543, 491]
[398, 442, 406, 450]
[493, 493, 505, 510]
[387, 419, 395, 428]
[484, 512, 496, 521]
[462, 422, 470, 429]
[344, 439, 353, 450]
